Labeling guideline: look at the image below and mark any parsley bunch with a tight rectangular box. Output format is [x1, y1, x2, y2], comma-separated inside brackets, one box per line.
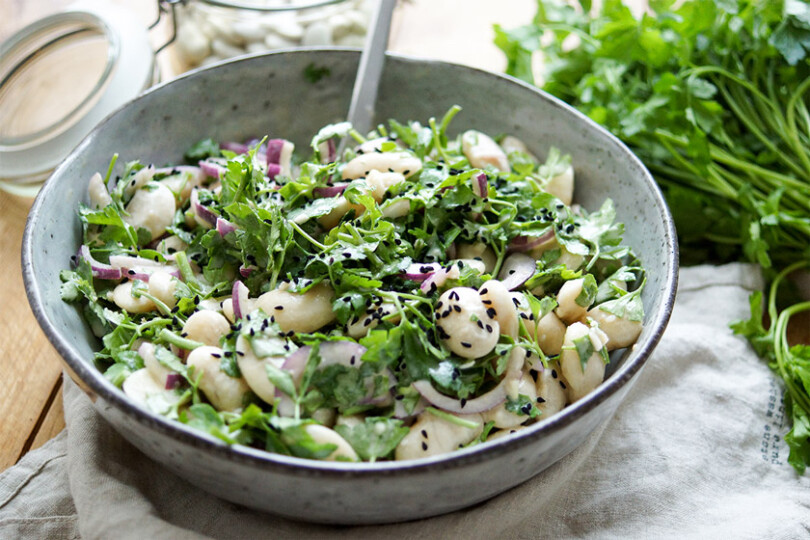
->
[495, 0, 810, 472]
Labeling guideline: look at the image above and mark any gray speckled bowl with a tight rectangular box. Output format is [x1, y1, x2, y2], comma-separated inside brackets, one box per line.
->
[23, 49, 678, 524]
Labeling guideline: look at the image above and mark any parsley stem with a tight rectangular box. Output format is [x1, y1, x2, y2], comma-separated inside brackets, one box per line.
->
[174, 251, 199, 288]
[159, 329, 204, 350]
[289, 221, 326, 251]
[426, 407, 480, 429]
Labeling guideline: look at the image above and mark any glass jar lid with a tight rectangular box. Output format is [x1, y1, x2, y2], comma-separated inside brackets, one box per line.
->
[0, 1, 155, 195]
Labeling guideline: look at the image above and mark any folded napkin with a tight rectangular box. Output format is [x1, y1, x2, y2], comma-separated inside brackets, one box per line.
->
[2, 264, 809, 539]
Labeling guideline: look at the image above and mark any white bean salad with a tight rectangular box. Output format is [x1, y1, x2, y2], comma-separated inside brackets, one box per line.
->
[61, 107, 645, 462]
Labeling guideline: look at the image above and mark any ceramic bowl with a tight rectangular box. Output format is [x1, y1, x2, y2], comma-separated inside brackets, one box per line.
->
[23, 49, 678, 524]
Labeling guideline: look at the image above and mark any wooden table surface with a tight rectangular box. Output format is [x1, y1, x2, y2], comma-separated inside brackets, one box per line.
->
[0, 0, 535, 472]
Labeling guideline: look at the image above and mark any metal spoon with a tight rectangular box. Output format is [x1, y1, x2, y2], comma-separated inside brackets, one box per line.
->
[344, 0, 397, 137]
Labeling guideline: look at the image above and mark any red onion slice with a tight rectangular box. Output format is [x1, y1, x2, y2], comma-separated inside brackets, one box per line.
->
[266, 139, 285, 165]
[216, 217, 238, 237]
[313, 183, 348, 198]
[507, 229, 555, 253]
[199, 161, 225, 179]
[498, 253, 536, 291]
[80, 245, 123, 280]
[473, 172, 488, 197]
[239, 265, 257, 278]
[231, 280, 250, 320]
[403, 262, 442, 282]
[190, 188, 218, 226]
[164, 372, 183, 390]
[412, 347, 524, 414]
[266, 163, 282, 180]
[220, 141, 249, 154]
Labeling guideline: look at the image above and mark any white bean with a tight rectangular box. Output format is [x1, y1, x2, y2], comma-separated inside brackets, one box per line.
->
[318, 196, 364, 230]
[113, 281, 156, 313]
[255, 282, 336, 333]
[435, 287, 499, 359]
[342, 151, 422, 180]
[302, 424, 358, 461]
[535, 311, 566, 356]
[235, 334, 284, 405]
[122, 368, 180, 412]
[123, 165, 155, 198]
[160, 168, 207, 203]
[455, 242, 496, 273]
[124, 182, 176, 241]
[187, 346, 250, 411]
[87, 172, 111, 209]
[346, 302, 398, 339]
[147, 271, 177, 309]
[479, 280, 518, 339]
[156, 235, 188, 255]
[366, 170, 406, 202]
[554, 247, 585, 272]
[176, 22, 210, 64]
[588, 307, 643, 350]
[482, 374, 537, 429]
[535, 364, 567, 417]
[560, 322, 608, 402]
[381, 198, 411, 219]
[461, 130, 510, 173]
[544, 165, 574, 206]
[486, 426, 527, 441]
[500, 135, 536, 160]
[139, 342, 173, 389]
[182, 310, 231, 347]
[395, 411, 483, 460]
[555, 278, 589, 324]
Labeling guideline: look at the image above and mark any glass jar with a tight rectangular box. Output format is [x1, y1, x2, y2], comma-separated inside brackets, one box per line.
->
[173, 0, 373, 69]
[0, 2, 158, 196]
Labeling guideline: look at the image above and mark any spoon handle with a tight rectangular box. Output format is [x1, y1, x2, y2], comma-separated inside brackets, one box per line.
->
[345, 0, 397, 136]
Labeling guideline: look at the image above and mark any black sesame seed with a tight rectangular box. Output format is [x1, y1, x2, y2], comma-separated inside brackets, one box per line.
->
[453, 305, 462, 313]
[461, 341, 472, 348]
[422, 442, 428, 451]
[552, 369, 558, 379]
[486, 324, 493, 333]
[529, 369, 539, 383]
[486, 308, 497, 318]
[211, 353, 221, 358]
[480, 288, 488, 295]
[560, 381, 567, 389]
[482, 299, 492, 305]
[274, 305, 284, 310]
[460, 398, 467, 408]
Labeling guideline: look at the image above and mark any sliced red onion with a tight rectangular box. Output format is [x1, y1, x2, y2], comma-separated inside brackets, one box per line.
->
[216, 217, 238, 237]
[231, 280, 250, 320]
[412, 347, 524, 414]
[220, 141, 249, 154]
[318, 341, 368, 369]
[266, 139, 285, 165]
[239, 265, 257, 278]
[80, 245, 123, 280]
[325, 138, 336, 162]
[199, 161, 225, 179]
[507, 229, 555, 253]
[313, 183, 348, 198]
[281, 346, 311, 381]
[420, 267, 449, 292]
[165, 372, 182, 390]
[190, 188, 217, 226]
[498, 253, 536, 291]
[473, 172, 488, 197]
[403, 262, 442, 282]
[266, 163, 282, 180]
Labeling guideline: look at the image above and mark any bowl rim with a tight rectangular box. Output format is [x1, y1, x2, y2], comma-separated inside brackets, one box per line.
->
[22, 48, 679, 476]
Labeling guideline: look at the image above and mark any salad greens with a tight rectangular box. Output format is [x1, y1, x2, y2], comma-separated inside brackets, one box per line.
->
[495, 0, 810, 472]
[60, 107, 645, 462]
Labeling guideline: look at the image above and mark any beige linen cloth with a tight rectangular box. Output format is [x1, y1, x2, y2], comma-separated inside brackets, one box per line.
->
[2, 264, 809, 539]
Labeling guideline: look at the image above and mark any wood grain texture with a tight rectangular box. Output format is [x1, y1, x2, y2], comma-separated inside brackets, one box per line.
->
[0, 191, 66, 470]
